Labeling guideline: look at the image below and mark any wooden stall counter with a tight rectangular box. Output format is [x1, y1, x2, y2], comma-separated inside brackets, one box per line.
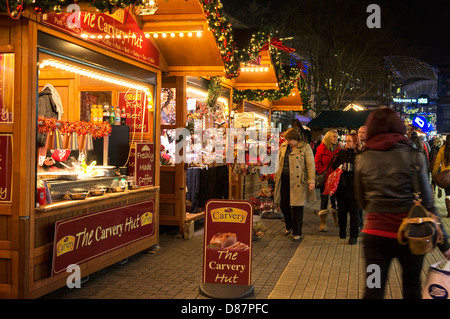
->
[29, 186, 160, 298]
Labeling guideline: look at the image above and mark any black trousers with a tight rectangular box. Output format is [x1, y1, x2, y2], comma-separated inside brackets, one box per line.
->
[280, 174, 304, 236]
[363, 233, 425, 299]
[336, 195, 360, 238]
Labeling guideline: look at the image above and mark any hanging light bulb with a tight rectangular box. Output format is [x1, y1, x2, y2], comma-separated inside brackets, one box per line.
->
[139, 0, 158, 15]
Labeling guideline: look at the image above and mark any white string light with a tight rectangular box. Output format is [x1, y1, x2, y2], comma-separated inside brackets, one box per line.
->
[240, 66, 270, 72]
[39, 59, 152, 102]
[143, 31, 202, 38]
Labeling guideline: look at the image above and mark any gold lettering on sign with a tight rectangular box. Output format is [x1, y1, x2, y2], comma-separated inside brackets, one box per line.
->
[0, 188, 7, 200]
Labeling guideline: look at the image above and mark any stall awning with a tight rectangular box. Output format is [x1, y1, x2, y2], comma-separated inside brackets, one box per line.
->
[307, 110, 372, 129]
[140, 0, 225, 76]
[271, 83, 303, 111]
[234, 50, 278, 90]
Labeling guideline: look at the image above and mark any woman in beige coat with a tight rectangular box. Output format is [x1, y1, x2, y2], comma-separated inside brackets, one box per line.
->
[274, 127, 316, 241]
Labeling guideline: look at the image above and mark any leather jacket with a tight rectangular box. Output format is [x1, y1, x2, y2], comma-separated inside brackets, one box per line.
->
[355, 141, 434, 214]
[355, 140, 450, 252]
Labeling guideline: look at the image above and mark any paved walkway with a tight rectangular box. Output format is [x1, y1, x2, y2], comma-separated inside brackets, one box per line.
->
[42, 190, 450, 299]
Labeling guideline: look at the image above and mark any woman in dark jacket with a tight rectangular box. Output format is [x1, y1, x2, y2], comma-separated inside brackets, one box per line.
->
[355, 107, 450, 299]
[332, 133, 360, 244]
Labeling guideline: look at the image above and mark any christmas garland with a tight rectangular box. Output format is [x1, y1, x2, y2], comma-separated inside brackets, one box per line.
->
[0, 0, 143, 18]
[200, 4, 310, 107]
[2, 0, 309, 108]
[231, 29, 309, 108]
[38, 116, 112, 138]
[206, 76, 223, 109]
[201, 0, 240, 78]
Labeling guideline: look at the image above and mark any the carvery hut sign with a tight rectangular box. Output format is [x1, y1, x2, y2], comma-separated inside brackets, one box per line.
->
[52, 200, 155, 276]
[202, 200, 253, 286]
[42, 8, 159, 68]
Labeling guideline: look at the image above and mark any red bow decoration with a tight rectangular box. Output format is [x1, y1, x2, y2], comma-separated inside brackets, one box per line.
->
[261, 37, 296, 53]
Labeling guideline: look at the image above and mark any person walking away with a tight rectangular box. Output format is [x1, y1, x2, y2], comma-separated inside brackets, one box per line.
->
[410, 132, 429, 179]
[274, 127, 316, 241]
[331, 133, 360, 244]
[315, 130, 340, 231]
[432, 134, 450, 217]
[355, 107, 450, 299]
[429, 137, 443, 196]
[410, 131, 429, 164]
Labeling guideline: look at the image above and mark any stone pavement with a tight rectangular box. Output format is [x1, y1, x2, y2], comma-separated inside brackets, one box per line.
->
[42, 190, 450, 300]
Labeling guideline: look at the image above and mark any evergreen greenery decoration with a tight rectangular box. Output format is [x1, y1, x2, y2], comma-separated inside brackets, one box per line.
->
[0, 0, 309, 108]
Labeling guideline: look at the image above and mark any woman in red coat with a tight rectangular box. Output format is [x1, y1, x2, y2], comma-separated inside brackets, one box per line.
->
[315, 130, 341, 231]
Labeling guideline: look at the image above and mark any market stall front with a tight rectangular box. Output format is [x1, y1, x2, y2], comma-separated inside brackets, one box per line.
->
[139, 0, 237, 235]
[0, 6, 161, 298]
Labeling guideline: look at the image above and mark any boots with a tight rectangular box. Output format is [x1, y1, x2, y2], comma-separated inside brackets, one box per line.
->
[318, 209, 328, 232]
[329, 207, 339, 227]
[445, 196, 450, 218]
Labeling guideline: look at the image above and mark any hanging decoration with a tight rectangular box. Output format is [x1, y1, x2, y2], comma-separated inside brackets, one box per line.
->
[38, 116, 112, 139]
[206, 76, 223, 109]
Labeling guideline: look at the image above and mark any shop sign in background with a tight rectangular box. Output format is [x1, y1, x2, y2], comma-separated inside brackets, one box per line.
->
[203, 200, 253, 286]
[52, 200, 154, 276]
[42, 9, 159, 68]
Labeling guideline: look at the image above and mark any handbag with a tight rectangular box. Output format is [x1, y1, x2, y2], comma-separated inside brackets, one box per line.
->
[315, 153, 336, 188]
[397, 150, 444, 255]
[323, 166, 343, 196]
[422, 260, 450, 299]
[434, 169, 450, 189]
[397, 201, 443, 255]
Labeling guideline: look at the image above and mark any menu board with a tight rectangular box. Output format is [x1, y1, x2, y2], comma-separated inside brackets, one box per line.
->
[134, 142, 154, 187]
[118, 92, 150, 134]
[0, 134, 12, 203]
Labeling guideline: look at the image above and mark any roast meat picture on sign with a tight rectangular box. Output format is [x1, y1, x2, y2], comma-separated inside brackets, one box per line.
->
[202, 200, 253, 287]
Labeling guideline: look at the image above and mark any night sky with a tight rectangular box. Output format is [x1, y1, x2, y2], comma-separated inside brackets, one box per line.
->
[385, 1, 450, 66]
[224, 0, 449, 67]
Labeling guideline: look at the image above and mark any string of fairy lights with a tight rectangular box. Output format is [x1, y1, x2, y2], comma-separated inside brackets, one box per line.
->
[1, 0, 309, 108]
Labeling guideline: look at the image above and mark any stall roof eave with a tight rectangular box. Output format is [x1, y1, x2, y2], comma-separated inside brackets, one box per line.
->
[271, 93, 303, 112]
[234, 49, 279, 90]
[140, 0, 225, 76]
[307, 110, 372, 129]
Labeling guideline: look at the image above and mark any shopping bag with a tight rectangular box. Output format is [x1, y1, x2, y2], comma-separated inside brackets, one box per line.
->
[323, 167, 343, 196]
[422, 260, 450, 299]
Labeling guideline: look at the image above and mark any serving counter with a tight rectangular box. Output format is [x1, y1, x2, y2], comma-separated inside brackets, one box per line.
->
[30, 186, 159, 298]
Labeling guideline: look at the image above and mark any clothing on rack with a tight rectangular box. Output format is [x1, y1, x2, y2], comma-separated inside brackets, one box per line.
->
[186, 165, 229, 213]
